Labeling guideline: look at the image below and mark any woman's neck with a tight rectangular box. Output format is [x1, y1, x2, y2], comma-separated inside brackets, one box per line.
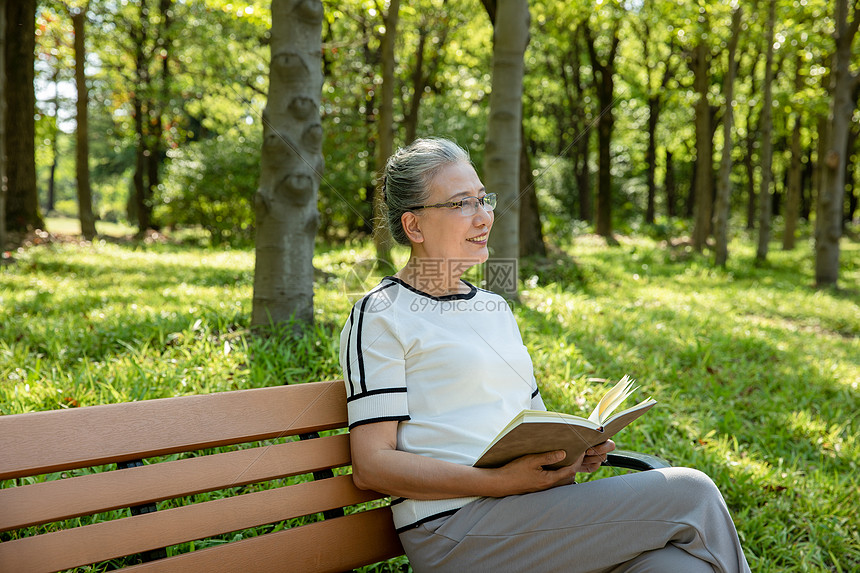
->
[395, 257, 467, 297]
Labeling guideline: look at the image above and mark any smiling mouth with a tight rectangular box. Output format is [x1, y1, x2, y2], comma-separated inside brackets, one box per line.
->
[466, 233, 488, 243]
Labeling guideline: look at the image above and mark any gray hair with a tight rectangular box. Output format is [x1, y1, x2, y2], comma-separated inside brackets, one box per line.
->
[382, 137, 472, 246]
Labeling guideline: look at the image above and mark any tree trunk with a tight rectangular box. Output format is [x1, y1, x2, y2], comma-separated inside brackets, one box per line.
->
[845, 119, 859, 225]
[483, 0, 529, 298]
[4, 0, 43, 233]
[519, 127, 546, 257]
[814, 114, 828, 224]
[645, 95, 659, 224]
[251, 0, 323, 327]
[783, 55, 804, 251]
[132, 95, 150, 232]
[802, 144, 814, 220]
[815, 0, 859, 287]
[0, 0, 6, 248]
[743, 44, 762, 231]
[640, 26, 674, 225]
[692, 38, 712, 251]
[756, 0, 777, 262]
[146, 106, 160, 229]
[714, 6, 742, 267]
[372, 0, 399, 267]
[575, 131, 592, 223]
[132, 7, 151, 235]
[782, 114, 802, 250]
[569, 27, 591, 223]
[686, 149, 696, 219]
[71, 7, 96, 240]
[585, 24, 619, 240]
[358, 20, 377, 236]
[404, 24, 427, 144]
[48, 68, 60, 214]
[403, 14, 450, 145]
[665, 149, 676, 218]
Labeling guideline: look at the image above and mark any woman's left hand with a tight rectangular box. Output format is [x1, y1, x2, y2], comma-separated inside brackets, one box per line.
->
[571, 439, 616, 474]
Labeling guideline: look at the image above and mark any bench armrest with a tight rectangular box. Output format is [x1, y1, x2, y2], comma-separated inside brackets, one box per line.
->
[603, 449, 671, 471]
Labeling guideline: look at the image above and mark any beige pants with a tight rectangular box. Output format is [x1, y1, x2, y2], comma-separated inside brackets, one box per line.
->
[399, 467, 751, 573]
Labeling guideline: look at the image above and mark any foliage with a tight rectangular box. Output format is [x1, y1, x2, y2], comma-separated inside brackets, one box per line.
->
[155, 130, 260, 245]
[29, 0, 860, 254]
[2, 229, 858, 570]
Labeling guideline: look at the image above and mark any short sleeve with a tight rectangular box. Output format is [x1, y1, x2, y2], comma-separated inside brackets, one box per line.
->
[339, 284, 410, 429]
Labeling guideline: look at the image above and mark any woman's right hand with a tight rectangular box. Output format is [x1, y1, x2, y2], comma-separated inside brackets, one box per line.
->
[493, 450, 579, 495]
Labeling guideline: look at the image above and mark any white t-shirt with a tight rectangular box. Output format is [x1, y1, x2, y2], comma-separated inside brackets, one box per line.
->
[340, 276, 545, 531]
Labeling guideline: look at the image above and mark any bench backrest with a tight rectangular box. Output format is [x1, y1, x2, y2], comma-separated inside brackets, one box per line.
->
[0, 381, 405, 572]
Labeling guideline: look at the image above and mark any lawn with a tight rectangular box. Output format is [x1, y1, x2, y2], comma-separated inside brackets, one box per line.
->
[1, 229, 858, 571]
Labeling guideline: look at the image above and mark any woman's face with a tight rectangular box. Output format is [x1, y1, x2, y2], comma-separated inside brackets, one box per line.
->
[412, 161, 494, 266]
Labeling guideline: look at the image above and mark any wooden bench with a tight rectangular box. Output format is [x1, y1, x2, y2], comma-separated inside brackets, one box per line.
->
[0, 381, 404, 572]
[0, 380, 669, 572]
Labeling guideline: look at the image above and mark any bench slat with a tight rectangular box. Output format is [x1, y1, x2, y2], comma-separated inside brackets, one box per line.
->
[0, 381, 346, 479]
[0, 474, 386, 573]
[0, 434, 351, 531]
[126, 507, 404, 573]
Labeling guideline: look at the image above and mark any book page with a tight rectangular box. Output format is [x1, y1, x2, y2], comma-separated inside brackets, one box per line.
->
[588, 375, 638, 425]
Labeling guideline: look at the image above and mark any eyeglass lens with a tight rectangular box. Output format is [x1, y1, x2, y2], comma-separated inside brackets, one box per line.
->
[461, 194, 496, 215]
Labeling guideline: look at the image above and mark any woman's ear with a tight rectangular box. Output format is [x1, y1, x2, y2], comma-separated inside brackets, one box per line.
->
[401, 211, 424, 243]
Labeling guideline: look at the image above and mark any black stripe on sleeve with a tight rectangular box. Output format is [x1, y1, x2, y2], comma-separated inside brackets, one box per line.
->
[356, 296, 370, 393]
[355, 281, 398, 394]
[531, 387, 540, 398]
[345, 307, 356, 398]
[348, 415, 411, 430]
[346, 387, 408, 403]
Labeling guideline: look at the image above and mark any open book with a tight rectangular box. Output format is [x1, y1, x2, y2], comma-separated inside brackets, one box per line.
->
[474, 376, 657, 470]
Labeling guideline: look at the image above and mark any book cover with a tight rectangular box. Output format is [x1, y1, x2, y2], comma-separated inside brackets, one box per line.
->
[474, 376, 657, 470]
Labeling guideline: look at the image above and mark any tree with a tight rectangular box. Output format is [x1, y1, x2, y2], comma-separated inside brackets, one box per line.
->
[251, 0, 323, 327]
[35, 8, 70, 216]
[401, 2, 453, 144]
[634, 1, 678, 225]
[714, 5, 742, 267]
[756, 0, 777, 263]
[691, 25, 712, 251]
[4, 0, 44, 233]
[96, 0, 177, 236]
[0, 0, 6, 248]
[782, 51, 804, 251]
[741, 43, 763, 231]
[371, 0, 399, 267]
[584, 14, 620, 240]
[519, 126, 546, 257]
[482, 0, 529, 298]
[815, 0, 859, 287]
[528, 6, 593, 224]
[69, 1, 96, 240]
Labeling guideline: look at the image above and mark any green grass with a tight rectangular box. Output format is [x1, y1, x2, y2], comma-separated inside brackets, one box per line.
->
[42, 216, 139, 238]
[1, 230, 858, 572]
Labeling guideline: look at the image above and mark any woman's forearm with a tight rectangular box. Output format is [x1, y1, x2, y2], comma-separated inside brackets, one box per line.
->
[352, 446, 507, 500]
[348, 421, 587, 499]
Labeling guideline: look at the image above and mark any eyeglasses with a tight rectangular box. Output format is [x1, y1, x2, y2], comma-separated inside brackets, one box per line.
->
[408, 193, 497, 217]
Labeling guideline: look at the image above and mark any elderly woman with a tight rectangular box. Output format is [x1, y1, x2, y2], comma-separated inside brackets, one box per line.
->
[340, 137, 750, 573]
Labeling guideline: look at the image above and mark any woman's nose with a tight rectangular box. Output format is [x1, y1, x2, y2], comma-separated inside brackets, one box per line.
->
[474, 203, 493, 225]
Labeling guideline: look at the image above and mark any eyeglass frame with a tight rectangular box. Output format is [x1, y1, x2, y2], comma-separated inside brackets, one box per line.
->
[406, 193, 497, 216]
